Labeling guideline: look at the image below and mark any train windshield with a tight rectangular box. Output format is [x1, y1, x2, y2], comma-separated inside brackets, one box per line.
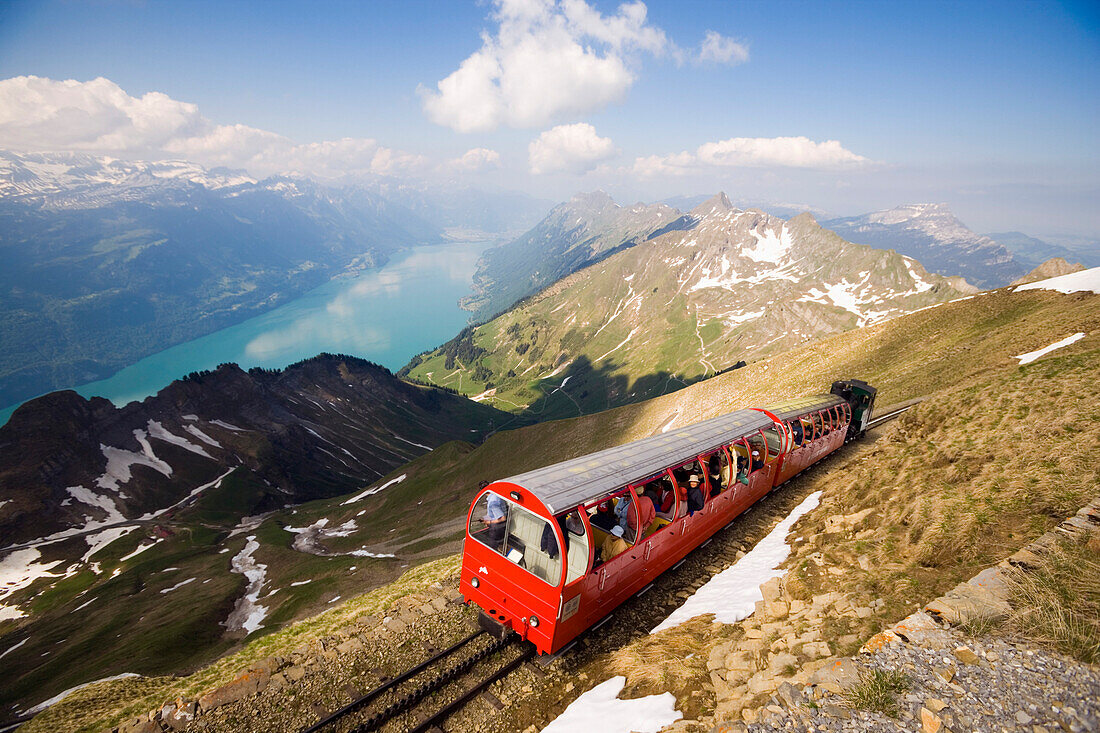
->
[468, 492, 564, 586]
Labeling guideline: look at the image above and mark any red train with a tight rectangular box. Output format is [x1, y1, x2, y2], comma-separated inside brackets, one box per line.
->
[460, 380, 877, 654]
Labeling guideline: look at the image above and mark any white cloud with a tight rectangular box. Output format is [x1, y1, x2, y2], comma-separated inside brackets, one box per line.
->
[632, 136, 869, 175]
[420, 0, 669, 132]
[0, 75, 424, 178]
[698, 30, 749, 65]
[529, 123, 618, 174]
[450, 147, 502, 171]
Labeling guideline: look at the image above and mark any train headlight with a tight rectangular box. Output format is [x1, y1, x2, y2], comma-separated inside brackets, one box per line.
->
[471, 577, 480, 588]
[529, 615, 539, 627]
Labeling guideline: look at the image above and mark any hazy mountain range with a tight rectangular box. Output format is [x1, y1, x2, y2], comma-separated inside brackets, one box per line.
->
[406, 193, 974, 419]
[0, 150, 546, 408]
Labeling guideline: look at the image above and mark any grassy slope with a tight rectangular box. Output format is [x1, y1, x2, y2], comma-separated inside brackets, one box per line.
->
[13, 285, 1099, 729]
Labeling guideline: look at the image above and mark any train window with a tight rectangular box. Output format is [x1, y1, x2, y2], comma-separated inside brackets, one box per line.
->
[729, 439, 750, 484]
[800, 416, 815, 441]
[762, 425, 784, 454]
[560, 511, 590, 585]
[639, 474, 675, 525]
[701, 450, 731, 496]
[789, 419, 804, 446]
[672, 460, 705, 514]
[746, 433, 767, 471]
[468, 493, 563, 586]
[812, 412, 825, 437]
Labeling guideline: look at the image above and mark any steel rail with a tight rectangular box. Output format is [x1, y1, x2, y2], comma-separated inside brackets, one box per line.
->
[346, 635, 517, 733]
[301, 629, 484, 733]
[406, 645, 536, 733]
[865, 404, 915, 429]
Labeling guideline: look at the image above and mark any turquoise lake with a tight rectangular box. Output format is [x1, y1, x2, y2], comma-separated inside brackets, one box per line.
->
[0, 239, 493, 426]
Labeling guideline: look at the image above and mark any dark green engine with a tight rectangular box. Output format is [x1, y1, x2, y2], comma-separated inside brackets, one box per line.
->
[831, 379, 878, 442]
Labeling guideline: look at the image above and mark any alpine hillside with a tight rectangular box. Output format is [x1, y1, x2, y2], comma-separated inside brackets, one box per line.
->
[405, 193, 974, 419]
[461, 191, 679, 320]
[824, 203, 1027, 288]
[0, 354, 505, 548]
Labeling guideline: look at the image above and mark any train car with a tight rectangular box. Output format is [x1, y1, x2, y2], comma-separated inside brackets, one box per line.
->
[460, 382, 868, 655]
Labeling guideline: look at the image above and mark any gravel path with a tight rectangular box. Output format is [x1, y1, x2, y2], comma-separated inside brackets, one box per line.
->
[721, 624, 1100, 733]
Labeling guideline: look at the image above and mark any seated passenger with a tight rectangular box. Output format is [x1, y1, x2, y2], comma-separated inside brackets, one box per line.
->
[789, 420, 804, 446]
[686, 474, 705, 514]
[600, 524, 630, 562]
[735, 455, 749, 485]
[589, 499, 617, 531]
[655, 484, 676, 520]
[750, 448, 764, 471]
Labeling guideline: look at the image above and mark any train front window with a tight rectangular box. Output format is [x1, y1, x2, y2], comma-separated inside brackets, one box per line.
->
[468, 493, 563, 586]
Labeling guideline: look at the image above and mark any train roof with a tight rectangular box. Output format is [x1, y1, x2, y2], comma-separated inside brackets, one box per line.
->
[762, 393, 845, 422]
[495, 408, 773, 514]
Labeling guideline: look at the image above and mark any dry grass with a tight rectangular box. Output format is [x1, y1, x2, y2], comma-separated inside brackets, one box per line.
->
[608, 616, 729, 697]
[786, 345, 1100, 618]
[1004, 536, 1100, 663]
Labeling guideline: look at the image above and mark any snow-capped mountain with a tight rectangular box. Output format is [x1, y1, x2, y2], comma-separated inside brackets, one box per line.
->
[824, 203, 1026, 288]
[0, 150, 443, 408]
[0, 150, 258, 207]
[406, 193, 974, 418]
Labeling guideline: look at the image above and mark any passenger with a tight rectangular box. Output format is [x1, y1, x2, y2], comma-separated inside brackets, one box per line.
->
[750, 447, 764, 471]
[655, 484, 676, 520]
[630, 485, 656, 536]
[707, 454, 724, 493]
[599, 524, 630, 562]
[643, 484, 662, 514]
[790, 420, 804, 446]
[686, 474, 705, 514]
[735, 455, 750, 485]
[589, 499, 617, 531]
[481, 493, 508, 549]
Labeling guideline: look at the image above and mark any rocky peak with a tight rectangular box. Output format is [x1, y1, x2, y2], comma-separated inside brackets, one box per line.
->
[690, 192, 736, 218]
[1010, 257, 1086, 286]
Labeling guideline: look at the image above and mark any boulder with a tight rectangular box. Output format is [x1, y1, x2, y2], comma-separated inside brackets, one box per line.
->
[198, 667, 271, 713]
[808, 657, 859, 689]
[775, 681, 804, 709]
[760, 577, 784, 605]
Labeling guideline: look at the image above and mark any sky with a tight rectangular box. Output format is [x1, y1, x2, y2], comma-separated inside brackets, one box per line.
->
[0, 0, 1097, 238]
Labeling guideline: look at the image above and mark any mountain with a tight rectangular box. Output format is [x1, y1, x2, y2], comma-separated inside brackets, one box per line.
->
[461, 191, 679, 321]
[0, 354, 504, 548]
[1010, 257, 1086, 286]
[404, 193, 974, 419]
[824, 203, 1027, 288]
[986, 230, 1098, 269]
[660, 194, 833, 222]
[0, 150, 444, 407]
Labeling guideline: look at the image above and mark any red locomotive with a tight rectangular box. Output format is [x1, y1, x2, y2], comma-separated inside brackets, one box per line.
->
[460, 380, 877, 654]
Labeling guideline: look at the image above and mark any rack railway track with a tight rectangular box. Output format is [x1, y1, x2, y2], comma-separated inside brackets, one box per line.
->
[301, 629, 532, 733]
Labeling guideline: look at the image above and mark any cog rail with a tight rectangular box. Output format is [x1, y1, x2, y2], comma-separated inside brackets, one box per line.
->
[302, 628, 528, 733]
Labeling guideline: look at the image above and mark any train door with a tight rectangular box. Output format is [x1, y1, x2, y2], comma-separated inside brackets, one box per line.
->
[745, 431, 776, 502]
[553, 508, 594, 647]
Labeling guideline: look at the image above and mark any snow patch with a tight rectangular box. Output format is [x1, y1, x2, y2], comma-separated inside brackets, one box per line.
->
[0, 637, 28, 659]
[159, 577, 196, 594]
[594, 328, 640, 363]
[742, 225, 793, 264]
[183, 424, 222, 448]
[541, 676, 681, 733]
[290, 579, 312, 587]
[118, 539, 161, 562]
[146, 420, 213, 458]
[1014, 266, 1100, 295]
[67, 486, 126, 525]
[1014, 333, 1086, 365]
[210, 419, 245, 432]
[224, 536, 268, 634]
[651, 491, 821, 632]
[97, 430, 172, 490]
[81, 526, 136, 565]
[341, 474, 406, 505]
[1, 548, 66, 608]
[27, 673, 141, 715]
[393, 435, 432, 450]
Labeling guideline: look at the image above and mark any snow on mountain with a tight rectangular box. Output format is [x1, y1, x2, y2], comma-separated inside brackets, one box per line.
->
[824, 203, 1026, 288]
[407, 193, 974, 418]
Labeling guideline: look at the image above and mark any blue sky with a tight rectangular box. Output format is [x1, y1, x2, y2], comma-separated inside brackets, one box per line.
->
[0, 0, 1097, 237]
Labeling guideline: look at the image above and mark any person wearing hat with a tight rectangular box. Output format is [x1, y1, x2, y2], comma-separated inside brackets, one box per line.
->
[600, 524, 630, 562]
[686, 474, 705, 514]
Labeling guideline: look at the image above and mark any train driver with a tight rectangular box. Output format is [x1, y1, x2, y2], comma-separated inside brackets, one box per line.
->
[480, 493, 508, 549]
